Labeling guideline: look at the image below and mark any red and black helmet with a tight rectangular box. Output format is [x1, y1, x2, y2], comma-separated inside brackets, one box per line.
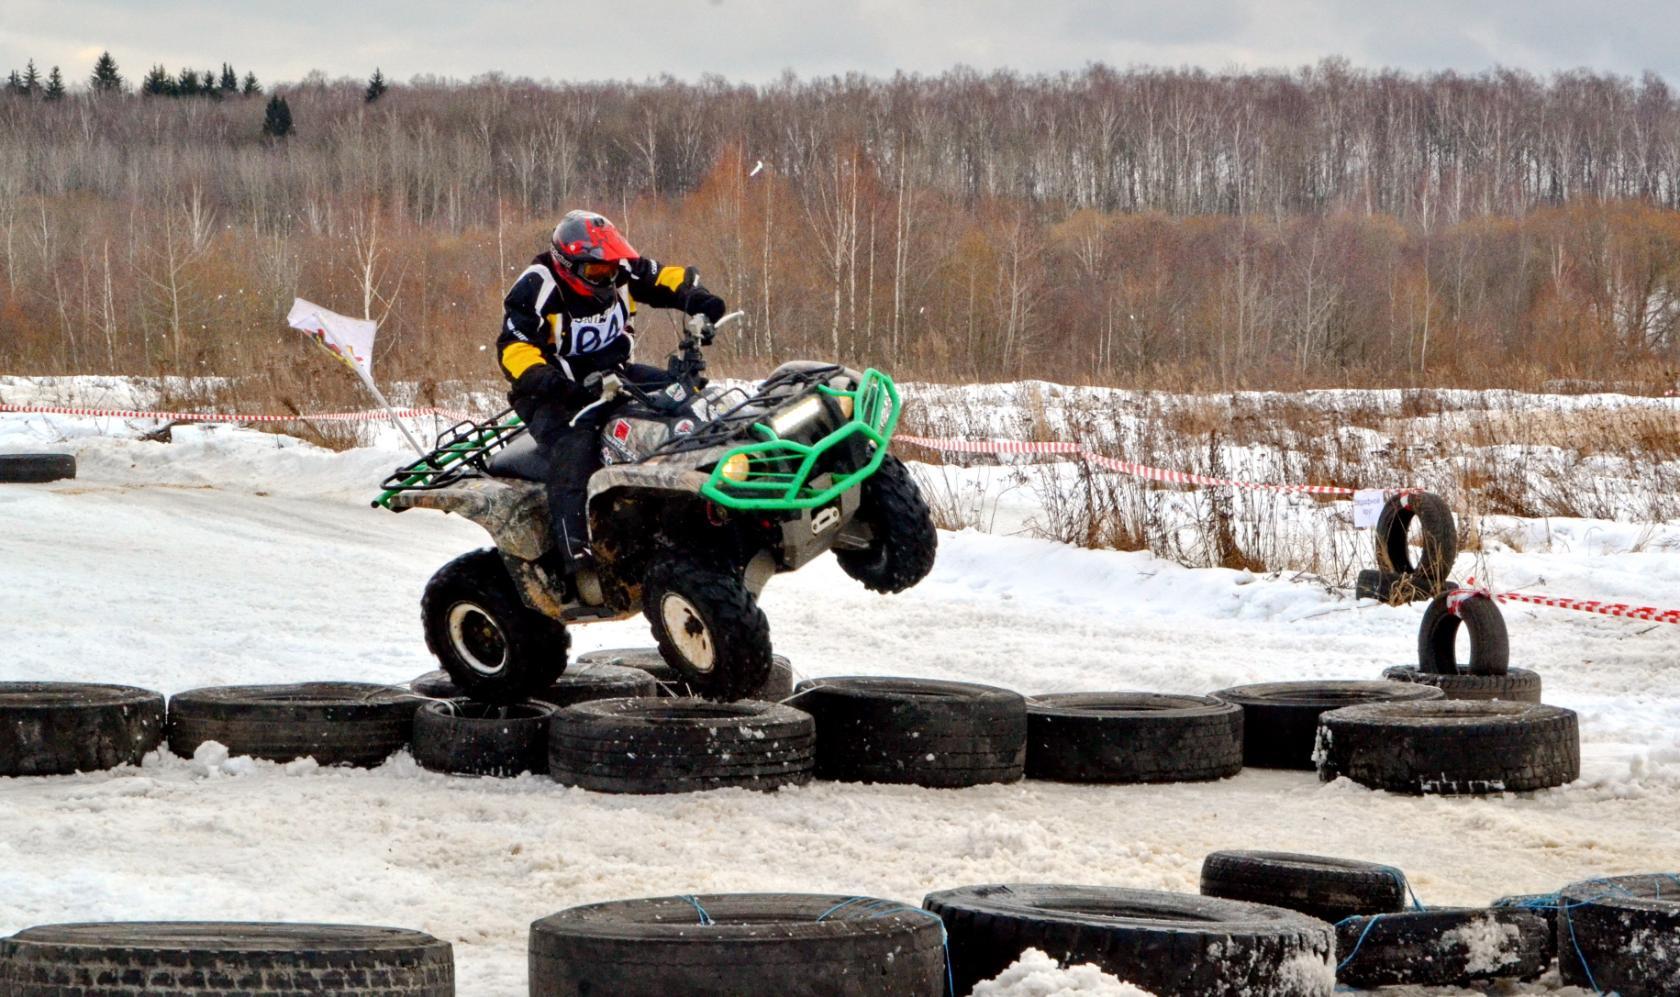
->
[550, 210, 638, 302]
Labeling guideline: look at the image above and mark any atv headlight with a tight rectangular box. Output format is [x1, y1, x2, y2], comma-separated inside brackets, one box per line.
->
[767, 397, 824, 437]
[835, 392, 855, 419]
[720, 452, 751, 481]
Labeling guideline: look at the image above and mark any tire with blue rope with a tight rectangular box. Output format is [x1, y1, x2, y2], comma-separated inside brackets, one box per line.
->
[1199, 850, 1410, 924]
[924, 884, 1335, 997]
[528, 893, 948, 996]
[1558, 874, 1680, 995]
[1334, 908, 1552, 988]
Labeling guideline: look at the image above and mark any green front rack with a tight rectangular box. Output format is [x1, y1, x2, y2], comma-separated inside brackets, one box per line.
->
[698, 368, 900, 512]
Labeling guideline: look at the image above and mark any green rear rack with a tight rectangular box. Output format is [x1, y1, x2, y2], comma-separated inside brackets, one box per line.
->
[373, 414, 524, 508]
[698, 368, 899, 511]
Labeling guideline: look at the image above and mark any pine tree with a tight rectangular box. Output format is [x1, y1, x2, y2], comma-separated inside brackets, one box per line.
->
[177, 68, 200, 96]
[22, 60, 41, 96]
[141, 64, 173, 96]
[364, 67, 387, 103]
[3, 71, 22, 96]
[261, 93, 293, 139]
[241, 71, 261, 96]
[219, 63, 237, 93]
[44, 66, 65, 101]
[89, 51, 122, 94]
[202, 68, 218, 98]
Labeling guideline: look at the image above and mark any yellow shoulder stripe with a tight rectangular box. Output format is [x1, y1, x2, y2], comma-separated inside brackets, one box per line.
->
[501, 342, 546, 379]
[655, 265, 688, 292]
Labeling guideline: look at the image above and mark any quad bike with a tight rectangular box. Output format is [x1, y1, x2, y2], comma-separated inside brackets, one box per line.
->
[375, 312, 938, 703]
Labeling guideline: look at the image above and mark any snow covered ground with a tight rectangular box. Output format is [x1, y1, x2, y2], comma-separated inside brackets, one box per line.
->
[3, 396, 1679, 995]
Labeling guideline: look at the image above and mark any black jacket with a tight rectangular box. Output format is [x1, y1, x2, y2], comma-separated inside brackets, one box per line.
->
[496, 253, 722, 405]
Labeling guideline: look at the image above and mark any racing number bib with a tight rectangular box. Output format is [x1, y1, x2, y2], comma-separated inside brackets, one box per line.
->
[558, 300, 628, 357]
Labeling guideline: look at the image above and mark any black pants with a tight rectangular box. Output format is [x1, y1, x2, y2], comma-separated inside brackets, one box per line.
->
[515, 363, 668, 557]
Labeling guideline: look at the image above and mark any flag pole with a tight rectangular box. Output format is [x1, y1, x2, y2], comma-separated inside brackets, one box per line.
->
[346, 355, 428, 456]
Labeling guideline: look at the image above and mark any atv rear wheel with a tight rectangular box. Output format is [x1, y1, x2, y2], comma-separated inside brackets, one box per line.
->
[642, 557, 772, 701]
[835, 454, 937, 593]
[422, 548, 569, 704]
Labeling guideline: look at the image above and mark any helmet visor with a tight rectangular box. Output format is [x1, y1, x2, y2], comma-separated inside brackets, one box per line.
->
[576, 259, 619, 285]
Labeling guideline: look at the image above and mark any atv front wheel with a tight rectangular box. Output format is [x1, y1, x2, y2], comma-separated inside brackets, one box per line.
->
[835, 454, 937, 593]
[422, 549, 569, 704]
[642, 558, 772, 702]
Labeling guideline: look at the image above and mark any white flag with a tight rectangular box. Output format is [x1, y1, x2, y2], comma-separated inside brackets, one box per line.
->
[287, 298, 378, 376]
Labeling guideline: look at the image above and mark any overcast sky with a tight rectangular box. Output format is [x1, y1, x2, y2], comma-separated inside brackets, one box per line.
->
[2, 0, 1673, 88]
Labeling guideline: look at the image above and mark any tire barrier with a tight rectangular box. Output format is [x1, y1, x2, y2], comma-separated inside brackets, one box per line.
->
[1374, 491, 1458, 600]
[412, 699, 556, 777]
[1024, 692, 1242, 783]
[547, 697, 814, 794]
[0, 452, 76, 483]
[1490, 893, 1561, 965]
[1199, 850, 1410, 924]
[923, 884, 1335, 997]
[1209, 680, 1443, 770]
[1558, 874, 1680, 995]
[1381, 664, 1542, 703]
[1315, 700, 1580, 794]
[167, 683, 422, 768]
[529, 893, 947, 996]
[0, 683, 164, 776]
[0, 922, 455, 995]
[1334, 908, 1552, 988]
[410, 663, 657, 707]
[789, 677, 1026, 788]
[573, 647, 794, 701]
[1418, 587, 1510, 675]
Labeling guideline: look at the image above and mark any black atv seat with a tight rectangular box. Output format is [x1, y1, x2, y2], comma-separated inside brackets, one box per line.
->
[486, 432, 551, 482]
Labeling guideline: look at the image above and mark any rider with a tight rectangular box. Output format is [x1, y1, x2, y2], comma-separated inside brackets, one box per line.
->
[497, 209, 726, 573]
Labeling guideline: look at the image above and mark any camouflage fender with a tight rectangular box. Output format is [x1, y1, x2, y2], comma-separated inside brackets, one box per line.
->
[585, 460, 715, 505]
[386, 477, 553, 561]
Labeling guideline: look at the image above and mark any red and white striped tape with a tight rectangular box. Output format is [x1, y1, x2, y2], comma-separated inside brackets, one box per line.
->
[896, 433, 1375, 496]
[1460, 576, 1680, 626]
[0, 403, 471, 424]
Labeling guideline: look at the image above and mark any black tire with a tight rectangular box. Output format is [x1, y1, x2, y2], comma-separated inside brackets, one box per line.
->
[0, 683, 165, 776]
[1418, 588, 1510, 676]
[529, 893, 946, 996]
[923, 884, 1335, 997]
[1353, 568, 1399, 603]
[410, 663, 656, 706]
[167, 683, 421, 768]
[1209, 680, 1444, 770]
[642, 557, 772, 701]
[547, 697, 814, 794]
[0, 923, 453, 995]
[789, 677, 1026, 788]
[422, 548, 570, 704]
[1200, 851, 1409, 924]
[1375, 491, 1458, 597]
[1315, 699, 1580, 794]
[1334, 908, 1552, 988]
[574, 647, 794, 700]
[834, 454, 938, 594]
[1381, 664, 1540, 702]
[0, 453, 76, 483]
[1559, 874, 1680, 995]
[412, 699, 556, 777]
[1490, 893, 1560, 964]
[1024, 692, 1242, 783]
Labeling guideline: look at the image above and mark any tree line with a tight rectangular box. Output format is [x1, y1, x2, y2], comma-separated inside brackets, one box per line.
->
[3, 61, 1680, 395]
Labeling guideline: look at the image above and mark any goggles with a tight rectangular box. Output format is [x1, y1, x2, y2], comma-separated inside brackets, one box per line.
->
[576, 259, 621, 285]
